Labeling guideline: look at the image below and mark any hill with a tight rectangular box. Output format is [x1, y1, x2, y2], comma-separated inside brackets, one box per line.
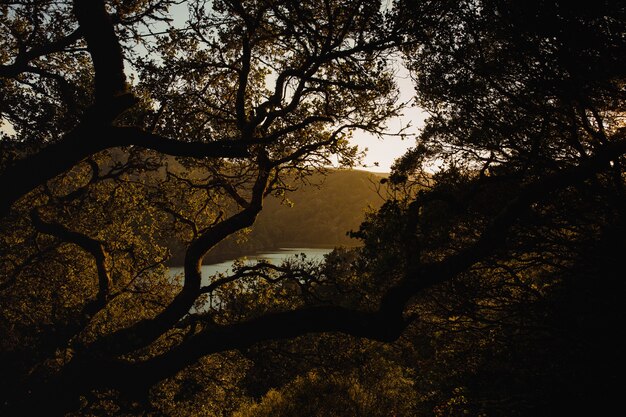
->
[169, 169, 387, 265]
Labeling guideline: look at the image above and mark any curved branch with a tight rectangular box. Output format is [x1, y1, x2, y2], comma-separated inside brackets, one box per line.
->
[30, 210, 111, 311]
[126, 306, 403, 388]
[86, 159, 271, 355]
[380, 135, 626, 316]
[9, 305, 404, 417]
[123, 135, 626, 387]
[0, 125, 251, 217]
[11, 127, 626, 417]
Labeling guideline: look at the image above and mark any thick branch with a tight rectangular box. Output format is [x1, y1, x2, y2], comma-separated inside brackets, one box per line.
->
[380, 136, 626, 315]
[0, 125, 250, 217]
[30, 210, 111, 311]
[86, 159, 271, 355]
[126, 136, 626, 386]
[73, 0, 127, 101]
[125, 306, 403, 387]
[11, 134, 626, 417]
[8, 305, 402, 417]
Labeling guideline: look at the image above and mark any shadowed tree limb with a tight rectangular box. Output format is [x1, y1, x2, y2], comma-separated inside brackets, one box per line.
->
[11, 136, 617, 417]
[84, 154, 271, 356]
[381, 133, 626, 316]
[107, 135, 626, 391]
[0, 125, 251, 217]
[73, 0, 127, 102]
[30, 209, 112, 314]
[0, 28, 83, 79]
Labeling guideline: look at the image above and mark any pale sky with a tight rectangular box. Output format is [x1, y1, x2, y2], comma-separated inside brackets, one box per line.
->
[165, 4, 423, 173]
[1, 4, 422, 174]
[0, 63, 421, 175]
[348, 71, 425, 172]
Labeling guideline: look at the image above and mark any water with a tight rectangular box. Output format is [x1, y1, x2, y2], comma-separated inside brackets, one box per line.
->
[169, 247, 333, 285]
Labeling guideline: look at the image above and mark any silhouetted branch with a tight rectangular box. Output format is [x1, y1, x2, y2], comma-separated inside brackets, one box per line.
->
[117, 136, 626, 389]
[87, 157, 271, 355]
[30, 209, 111, 311]
[0, 126, 251, 217]
[73, 0, 127, 102]
[0, 28, 83, 78]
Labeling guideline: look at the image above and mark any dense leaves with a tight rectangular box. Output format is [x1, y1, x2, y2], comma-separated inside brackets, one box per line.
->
[1, 0, 625, 416]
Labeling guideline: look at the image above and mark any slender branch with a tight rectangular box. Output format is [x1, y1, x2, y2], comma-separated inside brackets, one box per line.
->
[199, 261, 315, 294]
[236, 33, 252, 132]
[157, 204, 199, 240]
[263, 115, 334, 143]
[0, 28, 83, 78]
[269, 123, 360, 167]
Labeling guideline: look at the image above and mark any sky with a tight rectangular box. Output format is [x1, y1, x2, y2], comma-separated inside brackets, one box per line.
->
[1, 2, 423, 174]
[347, 72, 425, 172]
[165, 3, 424, 174]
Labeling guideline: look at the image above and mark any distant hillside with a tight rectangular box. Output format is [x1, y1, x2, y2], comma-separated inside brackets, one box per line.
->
[170, 169, 387, 264]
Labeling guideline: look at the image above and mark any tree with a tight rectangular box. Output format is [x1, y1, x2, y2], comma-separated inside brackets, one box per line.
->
[1, 0, 625, 415]
[381, 0, 626, 413]
[1, 0, 402, 414]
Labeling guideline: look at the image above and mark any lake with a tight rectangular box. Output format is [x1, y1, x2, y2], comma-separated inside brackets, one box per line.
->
[169, 247, 334, 285]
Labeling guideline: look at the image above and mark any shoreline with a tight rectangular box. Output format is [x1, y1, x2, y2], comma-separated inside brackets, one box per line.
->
[167, 244, 354, 268]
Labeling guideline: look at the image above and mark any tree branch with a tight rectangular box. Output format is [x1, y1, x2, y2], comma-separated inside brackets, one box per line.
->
[0, 125, 251, 217]
[73, 0, 127, 102]
[0, 28, 83, 78]
[380, 135, 626, 316]
[112, 135, 626, 389]
[86, 156, 271, 355]
[30, 209, 111, 312]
